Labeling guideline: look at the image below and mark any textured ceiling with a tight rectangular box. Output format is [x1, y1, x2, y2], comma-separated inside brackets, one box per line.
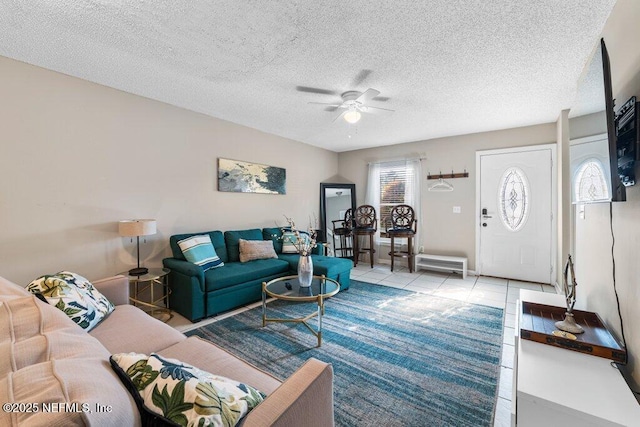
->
[0, 1, 618, 152]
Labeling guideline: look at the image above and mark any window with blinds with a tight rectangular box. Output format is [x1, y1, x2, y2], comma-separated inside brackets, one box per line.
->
[379, 162, 414, 230]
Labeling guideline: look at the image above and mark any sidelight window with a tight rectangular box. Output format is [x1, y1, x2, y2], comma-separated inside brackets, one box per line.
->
[574, 159, 609, 202]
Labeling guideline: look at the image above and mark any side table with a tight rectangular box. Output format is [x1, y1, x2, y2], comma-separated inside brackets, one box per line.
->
[119, 267, 173, 322]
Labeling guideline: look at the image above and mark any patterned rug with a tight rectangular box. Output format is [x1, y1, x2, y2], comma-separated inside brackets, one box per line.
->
[186, 280, 504, 427]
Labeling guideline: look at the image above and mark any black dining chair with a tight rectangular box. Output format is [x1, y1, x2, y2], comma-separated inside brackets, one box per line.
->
[352, 205, 377, 268]
[331, 208, 353, 258]
[386, 204, 417, 272]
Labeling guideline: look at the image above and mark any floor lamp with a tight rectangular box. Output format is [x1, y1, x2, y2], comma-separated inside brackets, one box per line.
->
[119, 219, 157, 276]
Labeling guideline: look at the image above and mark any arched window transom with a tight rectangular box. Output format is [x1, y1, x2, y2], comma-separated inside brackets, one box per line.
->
[574, 159, 609, 202]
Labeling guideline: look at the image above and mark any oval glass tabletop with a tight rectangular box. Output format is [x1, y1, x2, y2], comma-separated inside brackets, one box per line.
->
[264, 275, 340, 301]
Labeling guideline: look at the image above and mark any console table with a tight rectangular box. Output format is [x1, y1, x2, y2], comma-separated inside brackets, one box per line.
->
[514, 289, 639, 426]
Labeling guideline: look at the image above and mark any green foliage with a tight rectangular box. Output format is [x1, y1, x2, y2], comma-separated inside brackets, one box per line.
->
[55, 299, 81, 317]
[126, 360, 159, 391]
[39, 278, 66, 297]
[151, 382, 193, 426]
[241, 386, 265, 409]
[194, 382, 241, 427]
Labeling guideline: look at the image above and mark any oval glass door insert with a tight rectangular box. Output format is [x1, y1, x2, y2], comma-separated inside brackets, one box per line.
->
[499, 167, 529, 231]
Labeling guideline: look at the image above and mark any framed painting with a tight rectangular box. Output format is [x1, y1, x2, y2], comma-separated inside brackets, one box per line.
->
[218, 158, 286, 194]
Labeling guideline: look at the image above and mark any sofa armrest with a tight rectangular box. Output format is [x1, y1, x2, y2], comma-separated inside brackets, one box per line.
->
[243, 358, 334, 427]
[162, 258, 204, 280]
[93, 275, 130, 306]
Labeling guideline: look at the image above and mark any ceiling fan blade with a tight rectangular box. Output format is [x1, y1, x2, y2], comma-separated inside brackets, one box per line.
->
[351, 69, 372, 87]
[364, 106, 395, 116]
[308, 102, 342, 107]
[372, 96, 390, 102]
[332, 111, 347, 123]
[296, 86, 338, 95]
[356, 88, 381, 104]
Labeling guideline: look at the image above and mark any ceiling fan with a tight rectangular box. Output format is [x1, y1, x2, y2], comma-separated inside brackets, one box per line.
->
[296, 70, 394, 124]
[306, 89, 395, 124]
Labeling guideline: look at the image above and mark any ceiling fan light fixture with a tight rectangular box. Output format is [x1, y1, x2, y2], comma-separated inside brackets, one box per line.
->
[344, 110, 362, 124]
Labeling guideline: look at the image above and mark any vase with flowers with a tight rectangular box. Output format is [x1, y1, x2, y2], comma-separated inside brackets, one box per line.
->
[280, 215, 318, 287]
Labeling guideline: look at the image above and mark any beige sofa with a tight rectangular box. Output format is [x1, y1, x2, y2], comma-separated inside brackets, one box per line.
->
[0, 275, 334, 426]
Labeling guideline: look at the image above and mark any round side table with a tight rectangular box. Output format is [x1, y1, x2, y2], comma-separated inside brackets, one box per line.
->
[118, 267, 173, 322]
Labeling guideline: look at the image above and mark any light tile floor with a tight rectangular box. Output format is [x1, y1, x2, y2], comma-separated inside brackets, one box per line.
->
[167, 262, 557, 427]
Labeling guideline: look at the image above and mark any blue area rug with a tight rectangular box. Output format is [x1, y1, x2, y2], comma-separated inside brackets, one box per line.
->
[186, 280, 504, 426]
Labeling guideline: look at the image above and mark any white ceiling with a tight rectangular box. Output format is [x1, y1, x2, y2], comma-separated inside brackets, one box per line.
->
[0, 1, 617, 152]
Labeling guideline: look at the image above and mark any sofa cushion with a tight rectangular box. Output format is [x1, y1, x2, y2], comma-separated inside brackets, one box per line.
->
[26, 271, 114, 331]
[111, 352, 265, 427]
[0, 288, 138, 427]
[159, 337, 281, 395]
[0, 359, 139, 427]
[170, 231, 228, 263]
[178, 235, 224, 270]
[239, 239, 278, 262]
[0, 294, 110, 376]
[204, 260, 289, 291]
[278, 254, 353, 277]
[0, 276, 30, 297]
[90, 305, 186, 355]
[262, 227, 284, 253]
[224, 229, 264, 262]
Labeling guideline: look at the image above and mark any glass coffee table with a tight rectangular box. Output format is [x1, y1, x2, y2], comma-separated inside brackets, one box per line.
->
[262, 275, 340, 347]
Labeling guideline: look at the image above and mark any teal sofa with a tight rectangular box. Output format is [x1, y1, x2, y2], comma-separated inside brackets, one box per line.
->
[162, 228, 353, 322]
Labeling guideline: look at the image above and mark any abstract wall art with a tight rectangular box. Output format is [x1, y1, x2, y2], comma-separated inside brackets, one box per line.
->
[217, 158, 286, 194]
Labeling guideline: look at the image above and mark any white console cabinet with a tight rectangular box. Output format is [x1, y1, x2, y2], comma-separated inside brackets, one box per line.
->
[514, 290, 640, 426]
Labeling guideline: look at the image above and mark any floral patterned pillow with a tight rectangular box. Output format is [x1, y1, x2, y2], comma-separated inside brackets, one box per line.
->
[27, 271, 114, 331]
[110, 353, 265, 427]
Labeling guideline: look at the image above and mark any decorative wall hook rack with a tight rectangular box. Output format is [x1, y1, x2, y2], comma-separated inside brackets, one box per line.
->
[427, 169, 469, 180]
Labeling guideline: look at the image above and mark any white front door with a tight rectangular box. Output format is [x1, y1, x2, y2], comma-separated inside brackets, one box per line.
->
[477, 146, 555, 284]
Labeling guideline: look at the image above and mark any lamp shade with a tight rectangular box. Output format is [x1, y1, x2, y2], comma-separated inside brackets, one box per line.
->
[119, 219, 157, 237]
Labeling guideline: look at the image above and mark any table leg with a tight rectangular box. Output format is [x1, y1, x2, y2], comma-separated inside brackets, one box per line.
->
[317, 294, 324, 347]
[262, 282, 267, 327]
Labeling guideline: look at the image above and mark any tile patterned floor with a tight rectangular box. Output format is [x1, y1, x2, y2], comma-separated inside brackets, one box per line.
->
[167, 263, 557, 427]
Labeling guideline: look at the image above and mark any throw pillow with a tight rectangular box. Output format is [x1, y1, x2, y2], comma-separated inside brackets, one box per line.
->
[238, 239, 278, 262]
[178, 235, 224, 270]
[110, 352, 265, 427]
[282, 231, 310, 254]
[26, 271, 114, 331]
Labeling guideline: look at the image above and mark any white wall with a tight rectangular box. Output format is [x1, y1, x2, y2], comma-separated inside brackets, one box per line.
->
[573, 0, 640, 386]
[0, 56, 337, 285]
[338, 124, 557, 271]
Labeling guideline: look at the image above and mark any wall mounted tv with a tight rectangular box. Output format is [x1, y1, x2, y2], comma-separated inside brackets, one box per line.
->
[570, 38, 627, 204]
[616, 95, 638, 187]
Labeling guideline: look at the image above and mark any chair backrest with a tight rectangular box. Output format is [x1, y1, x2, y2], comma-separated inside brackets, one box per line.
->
[390, 205, 416, 231]
[354, 205, 377, 229]
[332, 208, 353, 231]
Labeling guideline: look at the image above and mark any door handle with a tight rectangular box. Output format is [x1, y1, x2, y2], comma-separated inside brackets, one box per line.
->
[482, 215, 493, 219]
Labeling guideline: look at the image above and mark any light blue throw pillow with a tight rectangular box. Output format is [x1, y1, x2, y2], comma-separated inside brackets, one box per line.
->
[178, 235, 224, 270]
[282, 231, 310, 254]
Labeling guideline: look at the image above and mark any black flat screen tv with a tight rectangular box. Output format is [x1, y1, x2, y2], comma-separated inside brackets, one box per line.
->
[601, 39, 627, 202]
[570, 38, 626, 203]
